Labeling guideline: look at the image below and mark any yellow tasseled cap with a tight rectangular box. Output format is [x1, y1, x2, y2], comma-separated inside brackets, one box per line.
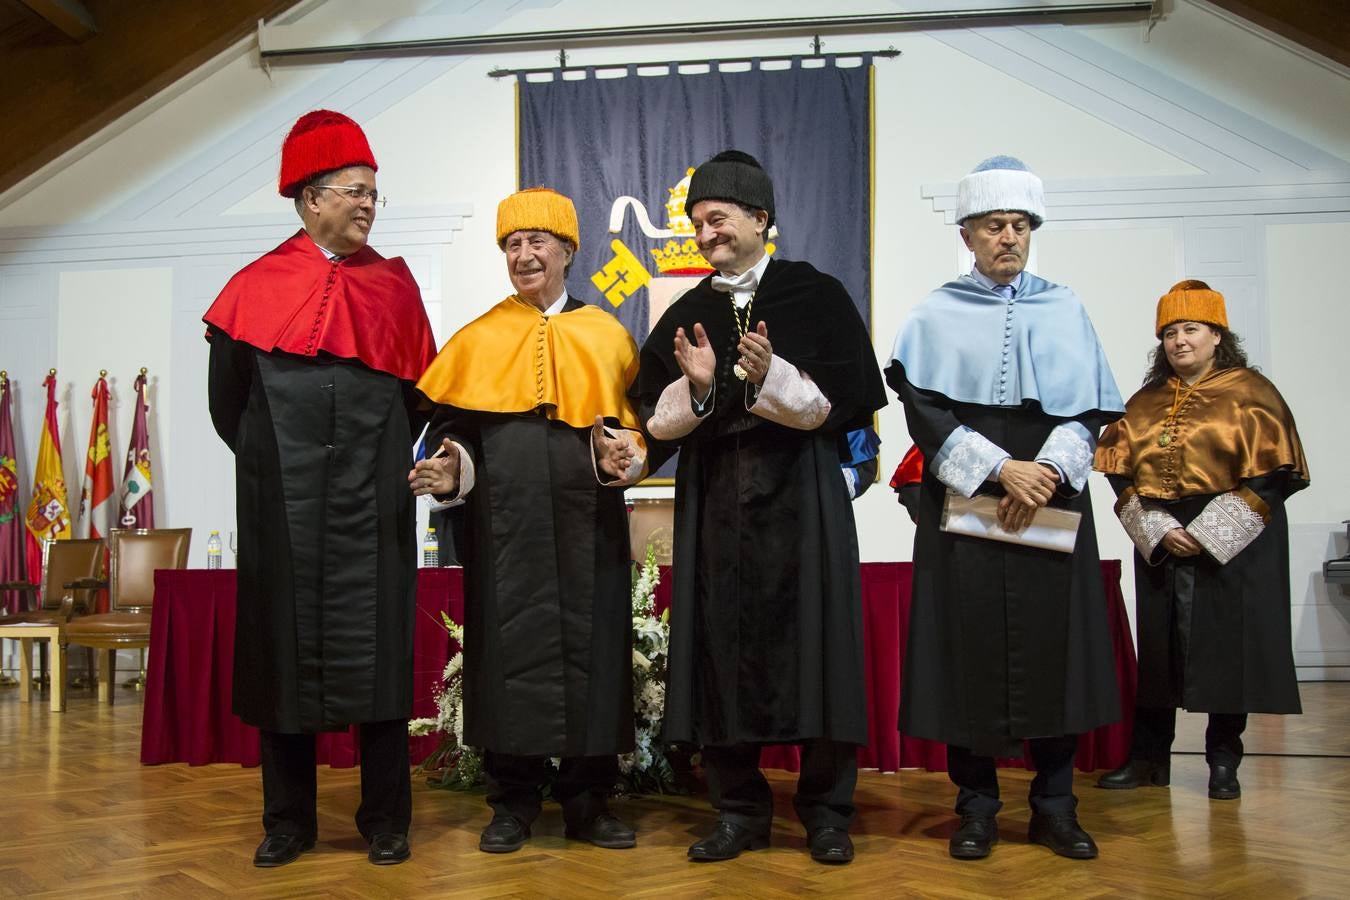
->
[1155, 279, 1228, 337]
[496, 187, 580, 249]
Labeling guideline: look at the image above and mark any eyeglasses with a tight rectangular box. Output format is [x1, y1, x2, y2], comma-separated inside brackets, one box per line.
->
[312, 184, 387, 208]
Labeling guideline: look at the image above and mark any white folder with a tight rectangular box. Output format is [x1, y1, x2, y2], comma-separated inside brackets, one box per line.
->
[940, 491, 1081, 554]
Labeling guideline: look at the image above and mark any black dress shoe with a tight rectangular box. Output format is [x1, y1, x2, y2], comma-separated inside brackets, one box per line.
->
[1096, 759, 1170, 790]
[948, 814, 998, 860]
[368, 832, 411, 865]
[565, 813, 636, 849]
[807, 826, 854, 864]
[479, 815, 531, 853]
[687, 821, 769, 861]
[1029, 813, 1099, 859]
[1208, 764, 1241, 800]
[252, 834, 315, 868]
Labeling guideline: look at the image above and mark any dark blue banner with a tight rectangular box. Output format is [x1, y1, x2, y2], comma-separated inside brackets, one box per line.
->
[517, 57, 873, 346]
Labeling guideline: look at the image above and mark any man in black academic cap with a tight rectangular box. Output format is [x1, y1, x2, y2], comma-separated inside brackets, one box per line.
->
[637, 151, 886, 865]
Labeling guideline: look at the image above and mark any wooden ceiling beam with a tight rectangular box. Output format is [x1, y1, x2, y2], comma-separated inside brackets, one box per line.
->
[16, 0, 97, 41]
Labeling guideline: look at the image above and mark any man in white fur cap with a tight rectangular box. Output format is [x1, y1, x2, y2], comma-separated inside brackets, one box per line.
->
[886, 156, 1125, 860]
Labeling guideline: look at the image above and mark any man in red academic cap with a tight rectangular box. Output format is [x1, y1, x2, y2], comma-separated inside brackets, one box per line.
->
[204, 110, 437, 868]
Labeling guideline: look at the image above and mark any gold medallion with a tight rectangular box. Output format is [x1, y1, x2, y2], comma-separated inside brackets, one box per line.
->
[729, 289, 755, 383]
[1157, 432, 1171, 447]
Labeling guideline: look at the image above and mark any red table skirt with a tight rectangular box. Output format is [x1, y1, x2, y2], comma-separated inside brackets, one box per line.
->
[654, 560, 1136, 774]
[142, 562, 1135, 773]
[140, 568, 461, 768]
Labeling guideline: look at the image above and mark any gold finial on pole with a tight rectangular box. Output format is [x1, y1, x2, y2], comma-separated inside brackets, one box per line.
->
[99, 369, 107, 377]
[140, 367, 148, 376]
[49, 368, 57, 375]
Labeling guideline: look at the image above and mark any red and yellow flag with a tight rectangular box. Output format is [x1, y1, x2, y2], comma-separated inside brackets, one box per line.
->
[0, 372, 25, 613]
[78, 374, 115, 540]
[25, 372, 71, 585]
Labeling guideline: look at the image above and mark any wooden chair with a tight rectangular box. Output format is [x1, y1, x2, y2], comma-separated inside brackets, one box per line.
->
[62, 528, 191, 705]
[0, 538, 105, 711]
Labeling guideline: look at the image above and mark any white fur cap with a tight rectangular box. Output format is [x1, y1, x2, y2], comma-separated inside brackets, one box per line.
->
[956, 155, 1045, 228]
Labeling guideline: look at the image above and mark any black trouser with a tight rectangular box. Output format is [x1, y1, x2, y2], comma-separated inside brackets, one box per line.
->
[1130, 706, 1247, 768]
[484, 751, 616, 826]
[948, 735, 1078, 817]
[702, 739, 858, 834]
[260, 719, 412, 842]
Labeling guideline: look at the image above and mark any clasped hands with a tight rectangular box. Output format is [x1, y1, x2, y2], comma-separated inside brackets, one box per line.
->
[673, 320, 772, 396]
[996, 459, 1060, 532]
[1161, 527, 1202, 557]
[409, 438, 461, 497]
[407, 422, 638, 495]
[590, 416, 638, 481]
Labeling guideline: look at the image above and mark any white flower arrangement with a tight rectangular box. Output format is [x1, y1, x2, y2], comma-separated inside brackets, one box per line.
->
[411, 544, 678, 795]
[410, 611, 481, 790]
[619, 543, 678, 793]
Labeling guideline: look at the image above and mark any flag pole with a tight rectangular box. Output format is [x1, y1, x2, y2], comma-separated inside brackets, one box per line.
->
[0, 370, 16, 686]
[122, 366, 152, 690]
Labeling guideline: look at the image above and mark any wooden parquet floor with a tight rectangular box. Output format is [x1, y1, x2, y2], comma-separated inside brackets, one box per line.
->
[2, 684, 1350, 899]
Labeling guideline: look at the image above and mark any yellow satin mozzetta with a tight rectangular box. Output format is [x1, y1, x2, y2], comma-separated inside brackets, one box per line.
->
[1094, 367, 1308, 501]
[416, 295, 643, 432]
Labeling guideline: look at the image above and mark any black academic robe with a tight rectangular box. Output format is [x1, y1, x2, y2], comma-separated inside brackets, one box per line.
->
[208, 334, 424, 733]
[891, 370, 1122, 757]
[1118, 473, 1303, 714]
[427, 300, 635, 758]
[637, 258, 887, 748]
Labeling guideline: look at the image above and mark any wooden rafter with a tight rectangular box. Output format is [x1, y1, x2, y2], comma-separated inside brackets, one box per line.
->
[15, 0, 96, 41]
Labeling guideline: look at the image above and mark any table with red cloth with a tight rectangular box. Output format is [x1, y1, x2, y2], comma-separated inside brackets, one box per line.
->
[140, 568, 461, 767]
[653, 560, 1136, 774]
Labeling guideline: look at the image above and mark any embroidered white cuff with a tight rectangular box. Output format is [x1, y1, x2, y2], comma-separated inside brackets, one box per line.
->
[842, 466, 861, 500]
[747, 354, 831, 430]
[1115, 491, 1183, 562]
[934, 426, 1010, 498]
[648, 376, 710, 440]
[425, 440, 475, 509]
[1187, 490, 1266, 565]
[1036, 422, 1095, 494]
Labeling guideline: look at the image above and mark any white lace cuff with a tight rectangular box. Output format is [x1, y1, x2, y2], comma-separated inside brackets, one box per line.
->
[425, 441, 475, 509]
[842, 466, 862, 500]
[747, 354, 831, 430]
[1186, 490, 1267, 565]
[1115, 490, 1182, 562]
[934, 426, 1010, 498]
[648, 376, 710, 440]
[1036, 422, 1095, 494]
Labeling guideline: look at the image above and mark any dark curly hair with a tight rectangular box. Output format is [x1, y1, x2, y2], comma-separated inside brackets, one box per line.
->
[1143, 324, 1250, 388]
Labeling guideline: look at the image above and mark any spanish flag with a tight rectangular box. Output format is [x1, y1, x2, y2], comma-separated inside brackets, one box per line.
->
[25, 372, 71, 587]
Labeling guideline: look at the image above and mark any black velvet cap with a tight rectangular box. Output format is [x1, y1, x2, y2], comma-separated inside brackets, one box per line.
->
[684, 150, 776, 227]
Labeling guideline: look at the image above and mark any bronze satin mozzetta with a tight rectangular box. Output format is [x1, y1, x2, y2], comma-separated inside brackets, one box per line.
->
[1094, 367, 1308, 501]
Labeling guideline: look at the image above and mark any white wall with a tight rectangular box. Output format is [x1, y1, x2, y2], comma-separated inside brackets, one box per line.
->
[1, 0, 1348, 670]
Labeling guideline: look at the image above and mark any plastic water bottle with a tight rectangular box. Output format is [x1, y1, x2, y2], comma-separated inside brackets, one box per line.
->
[422, 527, 439, 568]
[206, 530, 223, 569]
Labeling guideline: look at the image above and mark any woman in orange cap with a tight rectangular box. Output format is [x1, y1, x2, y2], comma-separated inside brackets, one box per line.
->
[1093, 280, 1309, 801]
